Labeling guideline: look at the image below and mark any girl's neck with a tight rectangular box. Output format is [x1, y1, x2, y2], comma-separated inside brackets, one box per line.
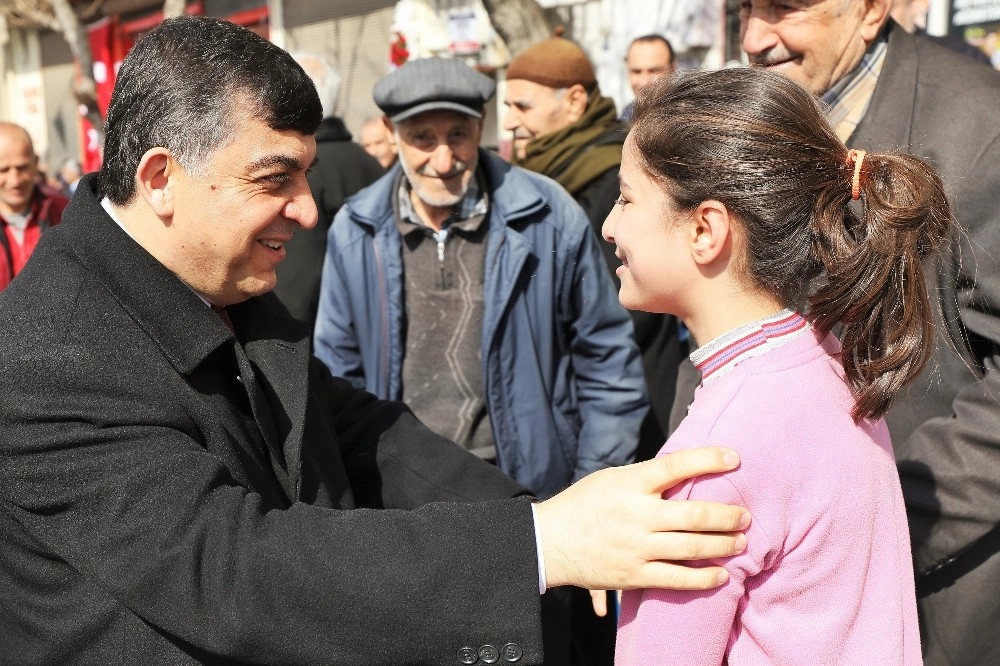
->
[684, 289, 788, 349]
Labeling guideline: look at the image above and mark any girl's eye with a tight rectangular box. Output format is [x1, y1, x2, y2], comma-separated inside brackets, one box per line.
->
[615, 195, 627, 208]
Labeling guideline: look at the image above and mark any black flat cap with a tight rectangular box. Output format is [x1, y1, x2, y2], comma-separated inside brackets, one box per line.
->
[374, 57, 496, 123]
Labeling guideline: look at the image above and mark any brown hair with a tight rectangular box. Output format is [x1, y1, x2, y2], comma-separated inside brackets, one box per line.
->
[630, 67, 953, 420]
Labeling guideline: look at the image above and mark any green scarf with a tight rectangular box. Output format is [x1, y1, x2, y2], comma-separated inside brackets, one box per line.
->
[512, 88, 623, 198]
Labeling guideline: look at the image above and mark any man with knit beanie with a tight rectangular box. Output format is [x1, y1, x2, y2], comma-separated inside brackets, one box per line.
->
[504, 33, 684, 493]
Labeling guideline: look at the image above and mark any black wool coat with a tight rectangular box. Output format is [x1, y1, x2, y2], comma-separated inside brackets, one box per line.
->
[853, 23, 1000, 666]
[0, 175, 543, 665]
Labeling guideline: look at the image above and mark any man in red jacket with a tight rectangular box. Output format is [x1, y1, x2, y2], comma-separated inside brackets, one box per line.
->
[0, 122, 69, 291]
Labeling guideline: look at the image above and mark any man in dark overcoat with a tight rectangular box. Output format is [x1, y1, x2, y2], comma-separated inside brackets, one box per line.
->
[0, 15, 749, 665]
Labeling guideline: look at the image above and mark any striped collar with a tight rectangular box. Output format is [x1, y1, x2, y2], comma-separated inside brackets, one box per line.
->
[821, 29, 889, 143]
[691, 309, 810, 385]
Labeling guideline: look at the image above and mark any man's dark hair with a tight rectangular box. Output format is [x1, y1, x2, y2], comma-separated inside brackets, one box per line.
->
[627, 34, 674, 61]
[100, 16, 322, 205]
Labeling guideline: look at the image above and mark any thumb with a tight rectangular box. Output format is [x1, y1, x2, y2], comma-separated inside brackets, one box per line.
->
[638, 447, 741, 494]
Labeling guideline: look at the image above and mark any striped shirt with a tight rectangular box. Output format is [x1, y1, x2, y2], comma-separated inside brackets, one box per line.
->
[821, 30, 889, 142]
[691, 309, 810, 385]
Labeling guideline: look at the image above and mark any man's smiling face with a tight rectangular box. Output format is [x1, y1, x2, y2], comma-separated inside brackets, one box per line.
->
[739, 0, 888, 96]
[167, 112, 318, 306]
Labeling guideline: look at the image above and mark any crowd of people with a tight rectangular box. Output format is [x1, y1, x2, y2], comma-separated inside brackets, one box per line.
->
[0, 0, 998, 664]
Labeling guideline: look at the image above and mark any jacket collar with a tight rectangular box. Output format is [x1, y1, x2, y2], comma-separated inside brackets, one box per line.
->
[346, 149, 549, 231]
[64, 174, 311, 376]
[67, 174, 313, 497]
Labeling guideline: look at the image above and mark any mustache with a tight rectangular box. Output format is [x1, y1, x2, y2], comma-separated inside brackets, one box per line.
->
[747, 48, 797, 67]
[511, 130, 534, 141]
[416, 160, 471, 179]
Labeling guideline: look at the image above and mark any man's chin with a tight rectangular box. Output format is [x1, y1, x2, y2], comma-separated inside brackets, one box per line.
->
[415, 186, 466, 209]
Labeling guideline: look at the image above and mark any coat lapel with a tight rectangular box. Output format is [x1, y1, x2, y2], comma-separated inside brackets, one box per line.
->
[230, 296, 312, 500]
[850, 24, 917, 153]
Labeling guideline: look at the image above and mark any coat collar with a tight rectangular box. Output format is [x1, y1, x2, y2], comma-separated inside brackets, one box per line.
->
[64, 174, 312, 496]
[64, 174, 235, 375]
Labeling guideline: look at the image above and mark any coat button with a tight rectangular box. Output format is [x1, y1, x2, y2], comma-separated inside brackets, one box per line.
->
[479, 644, 500, 664]
[501, 643, 523, 663]
[458, 646, 478, 664]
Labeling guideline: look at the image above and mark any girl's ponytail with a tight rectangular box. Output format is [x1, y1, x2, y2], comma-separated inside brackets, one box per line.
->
[809, 150, 953, 420]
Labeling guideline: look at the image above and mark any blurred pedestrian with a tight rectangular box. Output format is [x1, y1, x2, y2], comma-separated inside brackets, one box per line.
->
[504, 32, 683, 464]
[359, 115, 398, 169]
[272, 51, 384, 326]
[57, 157, 82, 195]
[619, 34, 675, 122]
[0, 122, 68, 291]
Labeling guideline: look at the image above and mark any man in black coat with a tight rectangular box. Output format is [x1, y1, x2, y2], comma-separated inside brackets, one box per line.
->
[273, 52, 384, 327]
[733, 2, 1000, 663]
[0, 16, 750, 665]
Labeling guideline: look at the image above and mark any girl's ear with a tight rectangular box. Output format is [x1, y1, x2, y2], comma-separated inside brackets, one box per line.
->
[688, 199, 732, 266]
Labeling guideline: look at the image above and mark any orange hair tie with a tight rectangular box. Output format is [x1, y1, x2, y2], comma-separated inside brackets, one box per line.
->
[847, 149, 866, 200]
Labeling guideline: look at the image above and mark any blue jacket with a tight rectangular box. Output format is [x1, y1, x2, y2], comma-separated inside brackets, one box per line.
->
[314, 150, 647, 498]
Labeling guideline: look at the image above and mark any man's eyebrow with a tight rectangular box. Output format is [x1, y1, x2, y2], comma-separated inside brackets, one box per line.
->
[247, 154, 310, 172]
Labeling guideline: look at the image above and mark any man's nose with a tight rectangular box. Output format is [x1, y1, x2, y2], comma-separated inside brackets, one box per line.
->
[429, 143, 456, 175]
[740, 13, 778, 56]
[286, 187, 318, 230]
[502, 111, 519, 132]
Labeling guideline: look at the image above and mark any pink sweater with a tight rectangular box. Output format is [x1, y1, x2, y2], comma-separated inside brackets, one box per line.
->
[616, 316, 921, 665]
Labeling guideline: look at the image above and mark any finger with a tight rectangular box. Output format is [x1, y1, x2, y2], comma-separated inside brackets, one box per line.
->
[638, 447, 741, 494]
[590, 589, 608, 617]
[652, 499, 751, 534]
[627, 561, 731, 591]
[640, 530, 748, 561]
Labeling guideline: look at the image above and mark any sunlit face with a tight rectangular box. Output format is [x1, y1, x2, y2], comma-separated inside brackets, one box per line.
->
[626, 40, 674, 94]
[602, 137, 693, 315]
[740, 0, 887, 96]
[360, 119, 397, 169]
[167, 114, 318, 306]
[393, 110, 482, 210]
[503, 79, 577, 159]
[0, 128, 39, 216]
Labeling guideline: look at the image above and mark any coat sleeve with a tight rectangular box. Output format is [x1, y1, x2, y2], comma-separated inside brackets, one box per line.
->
[313, 208, 369, 391]
[561, 207, 648, 480]
[0, 346, 543, 665]
[895, 124, 1000, 578]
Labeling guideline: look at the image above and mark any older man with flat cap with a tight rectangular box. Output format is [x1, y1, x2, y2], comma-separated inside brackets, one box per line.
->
[314, 56, 649, 661]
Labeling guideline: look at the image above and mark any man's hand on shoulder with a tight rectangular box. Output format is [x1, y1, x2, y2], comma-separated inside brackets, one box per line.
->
[535, 447, 749, 591]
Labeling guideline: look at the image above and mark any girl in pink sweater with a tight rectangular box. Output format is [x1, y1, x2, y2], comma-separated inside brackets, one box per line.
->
[603, 67, 953, 665]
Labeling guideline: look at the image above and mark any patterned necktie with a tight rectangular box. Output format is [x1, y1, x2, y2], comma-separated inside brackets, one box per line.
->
[211, 304, 235, 334]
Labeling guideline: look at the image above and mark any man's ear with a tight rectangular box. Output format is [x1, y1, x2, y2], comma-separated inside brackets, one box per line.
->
[688, 199, 732, 267]
[382, 115, 395, 136]
[135, 147, 176, 218]
[861, 0, 893, 41]
[565, 83, 590, 121]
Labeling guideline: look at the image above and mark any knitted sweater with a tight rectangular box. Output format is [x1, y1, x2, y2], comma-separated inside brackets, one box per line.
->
[616, 312, 921, 665]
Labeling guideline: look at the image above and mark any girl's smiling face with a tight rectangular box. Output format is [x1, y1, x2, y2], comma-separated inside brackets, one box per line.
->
[602, 136, 695, 317]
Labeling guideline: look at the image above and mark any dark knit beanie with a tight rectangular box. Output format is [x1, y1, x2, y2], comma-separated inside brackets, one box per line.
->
[505, 28, 597, 90]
